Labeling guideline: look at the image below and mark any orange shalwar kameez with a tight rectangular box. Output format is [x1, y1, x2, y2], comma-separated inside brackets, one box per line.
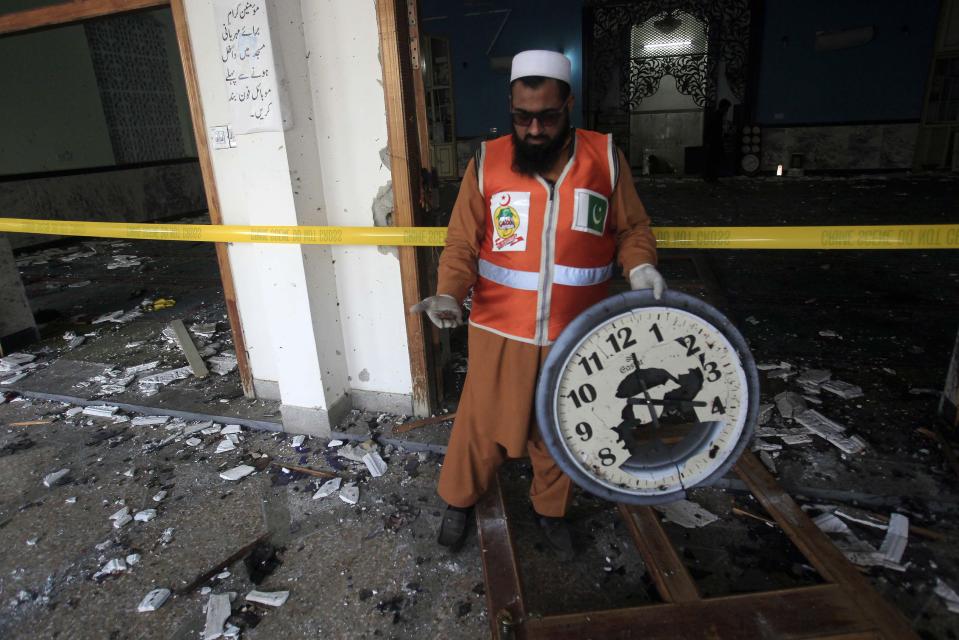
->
[436, 138, 658, 517]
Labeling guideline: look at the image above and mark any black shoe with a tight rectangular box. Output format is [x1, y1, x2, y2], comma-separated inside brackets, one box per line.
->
[536, 514, 575, 561]
[437, 505, 472, 550]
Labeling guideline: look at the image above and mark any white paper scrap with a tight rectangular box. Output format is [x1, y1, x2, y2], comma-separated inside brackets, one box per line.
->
[312, 477, 342, 499]
[655, 500, 719, 529]
[220, 465, 255, 481]
[363, 452, 388, 477]
[137, 588, 171, 612]
[245, 590, 289, 607]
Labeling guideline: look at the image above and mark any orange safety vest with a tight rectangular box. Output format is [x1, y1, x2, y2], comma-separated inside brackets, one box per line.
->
[470, 129, 619, 345]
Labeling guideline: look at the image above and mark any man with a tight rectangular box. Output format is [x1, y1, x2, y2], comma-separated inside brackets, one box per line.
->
[703, 98, 731, 182]
[411, 50, 665, 558]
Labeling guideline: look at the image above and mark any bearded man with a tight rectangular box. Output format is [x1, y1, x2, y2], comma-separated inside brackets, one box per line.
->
[411, 50, 665, 558]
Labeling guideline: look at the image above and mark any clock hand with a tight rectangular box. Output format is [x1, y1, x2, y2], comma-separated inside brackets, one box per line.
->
[631, 353, 659, 430]
[638, 379, 660, 432]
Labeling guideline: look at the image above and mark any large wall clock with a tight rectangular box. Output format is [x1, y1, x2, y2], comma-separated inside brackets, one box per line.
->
[536, 290, 759, 505]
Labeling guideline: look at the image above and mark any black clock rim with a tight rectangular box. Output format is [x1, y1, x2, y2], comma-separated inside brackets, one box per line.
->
[535, 289, 760, 506]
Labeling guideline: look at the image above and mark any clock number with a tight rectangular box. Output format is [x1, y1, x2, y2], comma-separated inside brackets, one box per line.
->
[566, 383, 597, 409]
[676, 334, 701, 357]
[598, 448, 617, 466]
[704, 361, 721, 382]
[650, 322, 663, 342]
[574, 422, 593, 441]
[605, 327, 637, 353]
[578, 351, 604, 376]
[711, 396, 726, 415]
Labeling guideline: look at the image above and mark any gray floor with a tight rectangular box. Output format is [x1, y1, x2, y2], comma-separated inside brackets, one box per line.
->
[2, 173, 959, 638]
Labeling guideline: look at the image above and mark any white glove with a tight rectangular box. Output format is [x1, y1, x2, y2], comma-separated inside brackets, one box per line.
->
[409, 294, 463, 329]
[629, 263, 666, 300]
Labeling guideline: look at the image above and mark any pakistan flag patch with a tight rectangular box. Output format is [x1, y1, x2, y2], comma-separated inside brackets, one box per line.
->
[572, 188, 609, 236]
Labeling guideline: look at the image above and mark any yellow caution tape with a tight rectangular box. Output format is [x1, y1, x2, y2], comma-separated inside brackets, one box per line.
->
[1, 218, 958, 250]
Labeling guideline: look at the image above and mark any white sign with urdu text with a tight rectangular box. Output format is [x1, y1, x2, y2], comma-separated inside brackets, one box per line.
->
[213, 0, 286, 134]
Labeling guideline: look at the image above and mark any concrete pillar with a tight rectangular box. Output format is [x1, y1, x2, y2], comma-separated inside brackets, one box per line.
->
[183, 0, 417, 432]
[184, 0, 349, 435]
[0, 237, 38, 354]
[301, 1, 415, 415]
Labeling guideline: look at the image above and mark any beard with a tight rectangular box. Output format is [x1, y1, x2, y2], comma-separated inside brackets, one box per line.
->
[511, 113, 571, 177]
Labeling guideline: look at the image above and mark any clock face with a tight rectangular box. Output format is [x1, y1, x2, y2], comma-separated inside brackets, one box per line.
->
[537, 291, 758, 504]
[741, 153, 760, 174]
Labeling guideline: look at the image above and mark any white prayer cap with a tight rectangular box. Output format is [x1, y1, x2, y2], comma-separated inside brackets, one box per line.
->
[510, 50, 571, 84]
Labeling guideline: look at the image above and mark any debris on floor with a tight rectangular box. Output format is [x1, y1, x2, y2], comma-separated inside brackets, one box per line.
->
[220, 465, 255, 481]
[245, 590, 289, 607]
[137, 588, 171, 613]
[655, 499, 719, 529]
[935, 580, 959, 614]
[203, 593, 233, 640]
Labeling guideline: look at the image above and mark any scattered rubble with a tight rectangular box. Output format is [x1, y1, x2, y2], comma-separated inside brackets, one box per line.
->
[312, 477, 342, 499]
[137, 588, 171, 613]
[134, 509, 157, 522]
[220, 465, 255, 481]
[82, 405, 119, 417]
[774, 391, 807, 419]
[93, 558, 127, 580]
[207, 354, 238, 376]
[339, 483, 360, 505]
[42, 468, 70, 488]
[820, 379, 864, 399]
[203, 593, 233, 640]
[936, 580, 959, 614]
[363, 451, 388, 477]
[655, 500, 719, 529]
[794, 410, 867, 454]
[245, 590, 289, 607]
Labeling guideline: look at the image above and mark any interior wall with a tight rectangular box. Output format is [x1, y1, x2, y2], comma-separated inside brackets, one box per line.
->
[419, 0, 585, 138]
[0, 8, 204, 248]
[0, 26, 115, 175]
[1, 163, 206, 249]
[756, 0, 940, 124]
[155, 8, 198, 157]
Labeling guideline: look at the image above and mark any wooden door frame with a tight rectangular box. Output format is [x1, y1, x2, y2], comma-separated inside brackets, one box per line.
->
[376, 0, 438, 417]
[0, 0, 255, 398]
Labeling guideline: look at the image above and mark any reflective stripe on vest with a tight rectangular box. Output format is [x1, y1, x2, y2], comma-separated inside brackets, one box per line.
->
[478, 258, 613, 290]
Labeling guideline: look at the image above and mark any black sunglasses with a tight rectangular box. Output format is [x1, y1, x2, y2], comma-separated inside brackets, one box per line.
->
[510, 101, 569, 127]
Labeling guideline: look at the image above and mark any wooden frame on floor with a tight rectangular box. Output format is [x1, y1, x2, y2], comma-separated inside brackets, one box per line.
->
[0, 0, 255, 397]
[476, 452, 918, 639]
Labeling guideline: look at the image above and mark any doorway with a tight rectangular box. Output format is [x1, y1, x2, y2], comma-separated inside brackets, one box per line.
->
[0, 1, 254, 402]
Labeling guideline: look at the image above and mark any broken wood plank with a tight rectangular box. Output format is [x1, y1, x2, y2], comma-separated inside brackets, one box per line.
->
[268, 461, 337, 479]
[177, 533, 269, 595]
[170, 319, 209, 379]
[392, 412, 456, 435]
[8, 420, 53, 427]
[732, 505, 778, 528]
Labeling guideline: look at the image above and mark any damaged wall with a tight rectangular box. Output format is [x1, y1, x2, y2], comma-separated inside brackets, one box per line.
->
[302, 0, 414, 414]
[182, 0, 413, 432]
